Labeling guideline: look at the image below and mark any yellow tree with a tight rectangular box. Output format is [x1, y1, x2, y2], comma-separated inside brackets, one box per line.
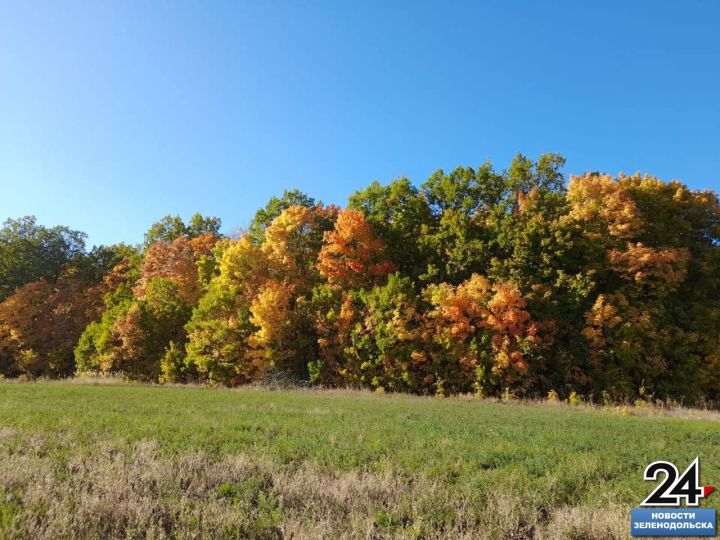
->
[565, 173, 644, 241]
[184, 237, 266, 385]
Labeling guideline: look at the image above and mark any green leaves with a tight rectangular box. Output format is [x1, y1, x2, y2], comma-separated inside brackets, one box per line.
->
[143, 213, 221, 248]
[0, 216, 87, 301]
[3, 156, 720, 404]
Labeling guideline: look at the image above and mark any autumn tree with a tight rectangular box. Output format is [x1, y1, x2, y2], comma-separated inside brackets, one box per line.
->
[318, 274, 420, 392]
[111, 278, 193, 380]
[74, 222, 219, 380]
[565, 173, 720, 401]
[134, 235, 214, 305]
[248, 189, 318, 245]
[0, 278, 108, 377]
[420, 275, 540, 395]
[185, 204, 338, 385]
[4, 154, 718, 404]
[349, 178, 434, 280]
[317, 208, 395, 289]
[183, 237, 262, 384]
[262, 204, 337, 283]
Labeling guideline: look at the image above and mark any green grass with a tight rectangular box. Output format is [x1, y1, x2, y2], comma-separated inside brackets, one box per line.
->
[0, 382, 718, 538]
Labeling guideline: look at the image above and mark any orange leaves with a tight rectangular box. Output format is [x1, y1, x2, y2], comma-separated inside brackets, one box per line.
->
[425, 274, 491, 340]
[609, 243, 689, 290]
[188, 231, 219, 258]
[487, 284, 532, 337]
[422, 274, 537, 385]
[318, 208, 395, 288]
[102, 259, 135, 291]
[486, 284, 535, 375]
[135, 236, 203, 304]
[0, 278, 107, 376]
[582, 294, 623, 364]
[135, 232, 220, 306]
[112, 303, 147, 367]
[584, 294, 623, 333]
[261, 204, 338, 282]
[567, 174, 644, 239]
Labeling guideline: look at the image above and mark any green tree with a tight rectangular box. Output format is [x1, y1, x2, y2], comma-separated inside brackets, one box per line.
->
[0, 216, 87, 301]
[143, 213, 222, 248]
[349, 178, 433, 280]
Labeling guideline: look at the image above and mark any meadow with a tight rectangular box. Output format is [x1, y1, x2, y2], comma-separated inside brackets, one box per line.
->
[0, 381, 718, 539]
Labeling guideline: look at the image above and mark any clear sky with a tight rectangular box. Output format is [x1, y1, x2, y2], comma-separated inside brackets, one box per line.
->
[1, 1, 719, 247]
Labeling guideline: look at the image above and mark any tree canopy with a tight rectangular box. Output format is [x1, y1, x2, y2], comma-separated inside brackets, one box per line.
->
[2, 157, 719, 405]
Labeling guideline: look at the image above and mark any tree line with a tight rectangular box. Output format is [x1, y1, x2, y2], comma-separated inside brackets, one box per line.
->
[1, 153, 719, 404]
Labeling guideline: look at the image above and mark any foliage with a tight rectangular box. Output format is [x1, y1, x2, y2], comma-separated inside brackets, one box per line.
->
[348, 178, 433, 279]
[248, 189, 317, 245]
[0, 278, 107, 376]
[0, 216, 87, 301]
[2, 155, 720, 404]
[317, 208, 395, 288]
[185, 204, 337, 385]
[73, 233, 218, 380]
[143, 213, 221, 248]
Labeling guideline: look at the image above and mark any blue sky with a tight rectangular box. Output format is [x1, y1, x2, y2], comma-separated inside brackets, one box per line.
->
[1, 1, 719, 247]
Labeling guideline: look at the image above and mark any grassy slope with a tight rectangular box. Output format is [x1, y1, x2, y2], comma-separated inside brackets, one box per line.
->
[0, 382, 718, 539]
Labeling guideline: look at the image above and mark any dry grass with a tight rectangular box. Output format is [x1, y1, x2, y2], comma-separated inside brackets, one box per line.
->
[0, 430, 631, 539]
[517, 397, 720, 422]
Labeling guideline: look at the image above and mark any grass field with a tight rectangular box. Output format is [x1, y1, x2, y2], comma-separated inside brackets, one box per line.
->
[0, 382, 718, 539]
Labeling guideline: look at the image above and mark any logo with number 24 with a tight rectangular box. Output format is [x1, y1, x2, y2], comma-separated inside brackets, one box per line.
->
[641, 457, 715, 507]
